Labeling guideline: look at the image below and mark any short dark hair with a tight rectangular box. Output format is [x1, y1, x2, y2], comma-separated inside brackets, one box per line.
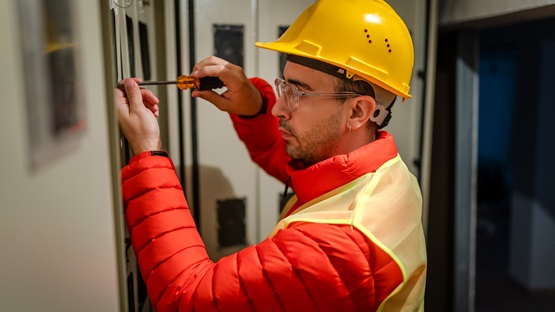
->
[335, 79, 375, 99]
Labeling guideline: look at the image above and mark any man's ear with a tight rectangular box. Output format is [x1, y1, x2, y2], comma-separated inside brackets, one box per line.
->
[348, 95, 375, 131]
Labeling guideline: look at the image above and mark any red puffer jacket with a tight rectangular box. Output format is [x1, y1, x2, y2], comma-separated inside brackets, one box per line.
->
[121, 78, 405, 312]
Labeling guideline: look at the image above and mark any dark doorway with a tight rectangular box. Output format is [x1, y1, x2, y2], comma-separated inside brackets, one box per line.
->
[475, 17, 555, 312]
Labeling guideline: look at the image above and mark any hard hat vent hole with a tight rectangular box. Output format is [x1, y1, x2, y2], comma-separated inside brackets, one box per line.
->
[385, 39, 392, 53]
[364, 29, 372, 44]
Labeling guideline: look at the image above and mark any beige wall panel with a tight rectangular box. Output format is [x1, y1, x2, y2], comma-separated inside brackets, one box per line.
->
[382, 0, 429, 177]
[194, 0, 259, 259]
[256, 0, 315, 238]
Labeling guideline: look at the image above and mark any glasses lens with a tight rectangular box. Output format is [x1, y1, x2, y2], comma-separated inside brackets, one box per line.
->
[284, 84, 298, 111]
[274, 78, 299, 112]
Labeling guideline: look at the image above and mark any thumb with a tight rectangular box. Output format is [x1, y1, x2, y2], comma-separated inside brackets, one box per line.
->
[193, 90, 229, 110]
[124, 78, 143, 113]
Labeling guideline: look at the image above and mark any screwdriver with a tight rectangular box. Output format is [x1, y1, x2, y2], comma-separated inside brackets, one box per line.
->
[116, 75, 224, 91]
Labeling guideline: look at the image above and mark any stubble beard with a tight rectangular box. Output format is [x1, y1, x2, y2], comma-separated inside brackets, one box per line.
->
[282, 109, 343, 167]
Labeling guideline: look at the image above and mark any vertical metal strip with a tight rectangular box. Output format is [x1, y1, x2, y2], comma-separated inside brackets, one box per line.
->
[187, 0, 201, 230]
[252, 0, 261, 246]
[173, 0, 185, 190]
[454, 30, 479, 312]
[420, 0, 438, 236]
[99, 0, 127, 311]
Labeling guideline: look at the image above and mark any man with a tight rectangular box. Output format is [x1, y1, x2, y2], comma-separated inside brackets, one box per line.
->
[117, 0, 427, 311]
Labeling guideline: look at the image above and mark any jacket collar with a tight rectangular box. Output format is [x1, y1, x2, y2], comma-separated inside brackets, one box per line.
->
[286, 131, 398, 207]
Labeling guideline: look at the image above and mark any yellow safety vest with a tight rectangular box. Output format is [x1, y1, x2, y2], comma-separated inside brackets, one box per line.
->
[271, 155, 427, 311]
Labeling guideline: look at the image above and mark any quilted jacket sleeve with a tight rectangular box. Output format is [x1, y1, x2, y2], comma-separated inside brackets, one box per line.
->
[229, 78, 289, 184]
[121, 155, 402, 312]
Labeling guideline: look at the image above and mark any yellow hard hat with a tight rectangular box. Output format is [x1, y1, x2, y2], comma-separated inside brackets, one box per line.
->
[256, 0, 414, 100]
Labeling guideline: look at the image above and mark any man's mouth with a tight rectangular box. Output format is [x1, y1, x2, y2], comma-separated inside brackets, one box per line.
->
[278, 122, 293, 139]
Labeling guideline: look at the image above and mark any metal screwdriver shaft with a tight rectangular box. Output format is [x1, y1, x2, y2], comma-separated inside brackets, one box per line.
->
[116, 80, 179, 88]
[135, 81, 177, 86]
[116, 76, 224, 91]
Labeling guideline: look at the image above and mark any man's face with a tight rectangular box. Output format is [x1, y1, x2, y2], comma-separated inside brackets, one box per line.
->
[272, 62, 351, 166]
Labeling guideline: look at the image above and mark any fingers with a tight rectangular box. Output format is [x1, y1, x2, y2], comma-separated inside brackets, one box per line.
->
[115, 80, 132, 118]
[117, 77, 159, 104]
[191, 64, 227, 83]
[140, 88, 159, 105]
[118, 77, 143, 84]
[144, 102, 159, 117]
[191, 56, 228, 75]
[123, 78, 145, 113]
[116, 78, 160, 118]
[192, 89, 230, 111]
[189, 57, 262, 115]
[139, 88, 159, 117]
[115, 77, 161, 155]
[192, 61, 246, 92]
[191, 56, 235, 84]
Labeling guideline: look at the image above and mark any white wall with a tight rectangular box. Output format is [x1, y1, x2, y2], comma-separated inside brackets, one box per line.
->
[383, 0, 430, 177]
[256, 0, 315, 240]
[0, 1, 121, 311]
[192, 0, 260, 260]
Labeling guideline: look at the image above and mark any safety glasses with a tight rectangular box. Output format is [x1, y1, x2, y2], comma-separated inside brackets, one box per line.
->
[274, 78, 361, 112]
